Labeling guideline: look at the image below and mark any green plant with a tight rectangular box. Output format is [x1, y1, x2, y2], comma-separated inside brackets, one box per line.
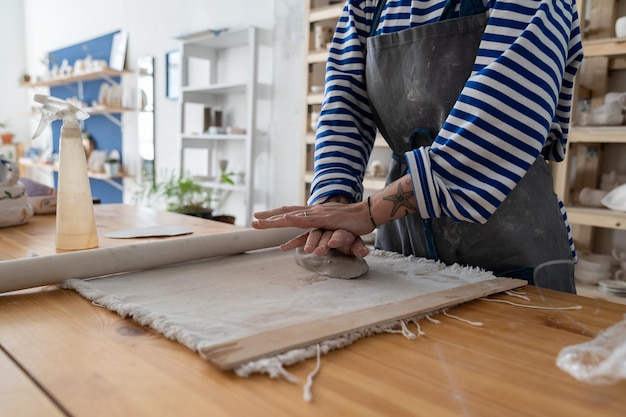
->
[220, 170, 235, 185]
[134, 170, 216, 215]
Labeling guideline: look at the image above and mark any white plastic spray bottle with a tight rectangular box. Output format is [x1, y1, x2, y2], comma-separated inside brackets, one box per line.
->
[33, 94, 99, 251]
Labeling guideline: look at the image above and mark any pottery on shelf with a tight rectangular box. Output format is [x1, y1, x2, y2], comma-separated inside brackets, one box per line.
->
[578, 101, 625, 126]
[602, 184, 626, 212]
[0, 155, 34, 227]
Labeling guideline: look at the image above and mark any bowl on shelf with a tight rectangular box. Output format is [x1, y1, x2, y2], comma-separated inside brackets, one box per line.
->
[602, 184, 626, 212]
[577, 252, 614, 272]
[575, 252, 616, 285]
[575, 268, 612, 285]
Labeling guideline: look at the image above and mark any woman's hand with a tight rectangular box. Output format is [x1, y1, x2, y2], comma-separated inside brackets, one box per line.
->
[280, 228, 369, 258]
[252, 202, 375, 257]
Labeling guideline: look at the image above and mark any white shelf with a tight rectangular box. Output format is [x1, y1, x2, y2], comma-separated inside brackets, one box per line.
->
[182, 82, 247, 95]
[179, 26, 267, 226]
[182, 133, 246, 141]
[176, 27, 250, 49]
[193, 176, 246, 192]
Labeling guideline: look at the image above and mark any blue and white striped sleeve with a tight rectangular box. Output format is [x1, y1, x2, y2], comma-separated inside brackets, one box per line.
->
[406, 0, 583, 223]
[308, 1, 380, 205]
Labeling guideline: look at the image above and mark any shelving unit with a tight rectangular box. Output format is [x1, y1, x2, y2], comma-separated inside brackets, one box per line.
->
[18, 31, 144, 204]
[177, 26, 271, 226]
[302, 1, 391, 204]
[22, 66, 137, 202]
[552, 0, 626, 252]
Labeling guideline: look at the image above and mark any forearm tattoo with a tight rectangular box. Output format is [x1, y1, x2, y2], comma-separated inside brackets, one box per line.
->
[383, 183, 417, 217]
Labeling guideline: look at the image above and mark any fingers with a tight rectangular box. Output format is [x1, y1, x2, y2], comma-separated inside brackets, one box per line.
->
[251, 210, 311, 229]
[253, 206, 308, 220]
[277, 228, 369, 260]
[279, 231, 309, 252]
[311, 230, 334, 256]
[350, 237, 369, 258]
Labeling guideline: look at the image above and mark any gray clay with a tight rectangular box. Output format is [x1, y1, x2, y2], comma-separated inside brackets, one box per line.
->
[295, 247, 369, 279]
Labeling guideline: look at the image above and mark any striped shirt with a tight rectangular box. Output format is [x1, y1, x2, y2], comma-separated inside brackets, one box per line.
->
[309, 0, 583, 259]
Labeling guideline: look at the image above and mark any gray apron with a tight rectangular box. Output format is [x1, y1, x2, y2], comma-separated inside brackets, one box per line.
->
[365, 1, 575, 293]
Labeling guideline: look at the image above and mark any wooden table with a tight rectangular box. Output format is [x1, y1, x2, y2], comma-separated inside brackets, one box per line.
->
[1, 205, 625, 416]
[0, 203, 239, 261]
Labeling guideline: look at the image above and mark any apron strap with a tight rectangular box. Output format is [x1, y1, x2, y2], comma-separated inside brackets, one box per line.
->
[439, 0, 486, 21]
[369, 0, 387, 37]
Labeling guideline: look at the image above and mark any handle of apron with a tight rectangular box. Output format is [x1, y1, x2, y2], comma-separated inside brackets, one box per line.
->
[369, 0, 387, 37]
[439, 0, 486, 21]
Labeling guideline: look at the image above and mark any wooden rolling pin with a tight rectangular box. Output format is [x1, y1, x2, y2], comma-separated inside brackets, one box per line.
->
[0, 228, 301, 294]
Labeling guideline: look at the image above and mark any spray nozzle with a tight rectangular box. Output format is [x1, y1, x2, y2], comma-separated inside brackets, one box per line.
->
[32, 94, 89, 140]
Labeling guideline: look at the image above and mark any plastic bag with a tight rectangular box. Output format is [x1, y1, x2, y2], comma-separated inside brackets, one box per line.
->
[556, 314, 626, 384]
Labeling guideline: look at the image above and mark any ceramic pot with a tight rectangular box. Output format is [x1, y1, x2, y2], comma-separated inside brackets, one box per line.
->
[104, 161, 121, 177]
[577, 253, 612, 272]
[616, 16, 626, 38]
[579, 187, 609, 207]
[1, 133, 13, 145]
[575, 268, 611, 285]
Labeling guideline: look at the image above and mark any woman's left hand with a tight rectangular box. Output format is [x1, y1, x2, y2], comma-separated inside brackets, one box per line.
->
[251, 202, 375, 257]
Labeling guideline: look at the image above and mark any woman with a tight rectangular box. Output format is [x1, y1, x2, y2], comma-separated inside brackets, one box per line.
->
[253, 0, 583, 293]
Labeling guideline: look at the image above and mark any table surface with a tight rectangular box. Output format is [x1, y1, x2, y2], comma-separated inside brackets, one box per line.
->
[1, 205, 625, 416]
[0, 203, 239, 261]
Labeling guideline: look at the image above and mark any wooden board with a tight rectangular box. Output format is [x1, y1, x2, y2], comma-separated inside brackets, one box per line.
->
[203, 278, 526, 369]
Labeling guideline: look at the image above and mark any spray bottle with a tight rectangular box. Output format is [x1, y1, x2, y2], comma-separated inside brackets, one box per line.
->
[33, 94, 99, 251]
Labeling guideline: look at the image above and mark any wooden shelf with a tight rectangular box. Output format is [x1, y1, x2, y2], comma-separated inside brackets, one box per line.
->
[19, 159, 125, 181]
[308, 50, 329, 63]
[23, 68, 131, 88]
[581, 37, 626, 58]
[309, 4, 343, 22]
[569, 126, 626, 143]
[566, 206, 626, 230]
[305, 132, 389, 148]
[85, 105, 135, 114]
[576, 281, 626, 305]
[304, 171, 387, 191]
[307, 93, 324, 105]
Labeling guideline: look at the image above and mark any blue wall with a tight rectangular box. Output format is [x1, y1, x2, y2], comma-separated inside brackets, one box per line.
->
[48, 30, 124, 203]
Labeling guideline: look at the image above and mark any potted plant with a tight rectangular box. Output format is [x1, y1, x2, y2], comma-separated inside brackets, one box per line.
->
[103, 150, 121, 177]
[0, 120, 14, 145]
[134, 169, 237, 221]
[134, 170, 213, 219]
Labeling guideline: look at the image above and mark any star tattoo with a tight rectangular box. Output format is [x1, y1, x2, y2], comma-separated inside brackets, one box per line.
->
[383, 183, 417, 217]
